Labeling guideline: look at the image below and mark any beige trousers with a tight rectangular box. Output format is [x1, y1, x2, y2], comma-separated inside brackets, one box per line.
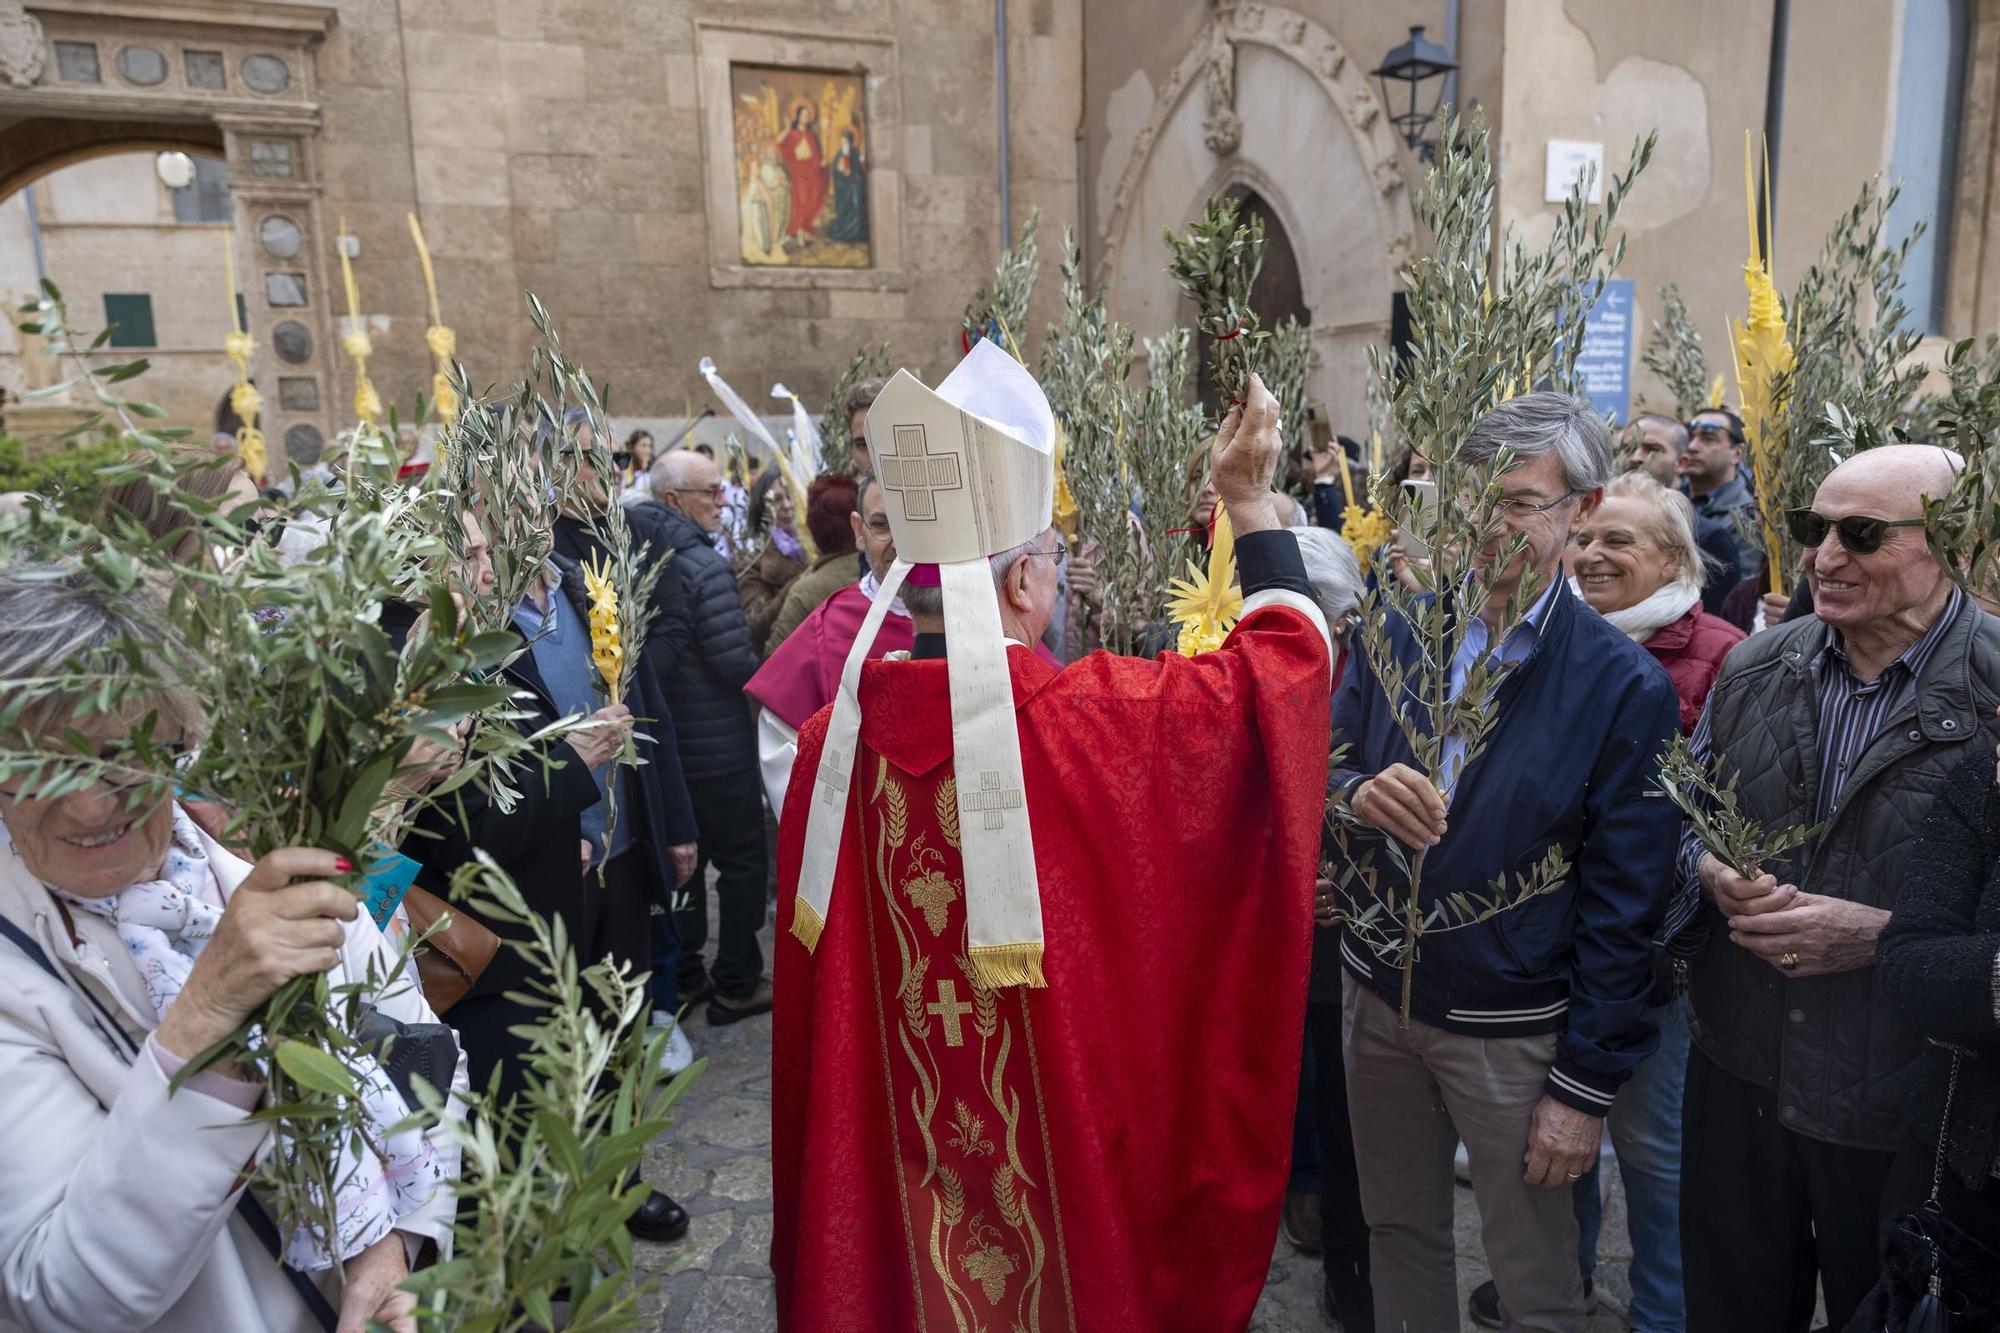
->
[1342, 973, 1587, 1333]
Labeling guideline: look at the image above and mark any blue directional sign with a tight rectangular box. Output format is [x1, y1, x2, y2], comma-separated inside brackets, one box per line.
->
[1575, 277, 1635, 426]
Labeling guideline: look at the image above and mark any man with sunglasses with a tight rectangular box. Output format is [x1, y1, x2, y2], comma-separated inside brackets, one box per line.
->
[1621, 413, 1744, 613]
[1678, 408, 1760, 582]
[1673, 443, 2000, 1332]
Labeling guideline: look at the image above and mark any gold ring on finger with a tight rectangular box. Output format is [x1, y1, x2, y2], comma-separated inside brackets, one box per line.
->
[1781, 951, 1800, 970]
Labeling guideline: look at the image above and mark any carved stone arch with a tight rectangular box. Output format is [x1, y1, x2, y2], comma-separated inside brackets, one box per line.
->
[0, 118, 223, 198]
[0, 1, 338, 449]
[1097, 4, 1416, 419]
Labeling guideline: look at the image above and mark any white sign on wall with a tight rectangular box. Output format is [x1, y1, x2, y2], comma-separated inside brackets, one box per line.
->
[1545, 139, 1607, 204]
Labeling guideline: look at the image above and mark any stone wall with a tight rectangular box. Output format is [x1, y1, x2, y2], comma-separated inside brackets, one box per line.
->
[0, 0, 1082, 451]
[314, 0, 1083, 435]
[1081, 0, 1971, 428]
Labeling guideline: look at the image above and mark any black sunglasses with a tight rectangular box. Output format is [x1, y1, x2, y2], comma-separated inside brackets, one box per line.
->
[1785, 508, 1927, 556]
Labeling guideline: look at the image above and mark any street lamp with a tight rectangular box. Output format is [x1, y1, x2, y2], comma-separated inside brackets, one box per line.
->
[1370, 25, 1457, 160]
[154, 150, 195, 190]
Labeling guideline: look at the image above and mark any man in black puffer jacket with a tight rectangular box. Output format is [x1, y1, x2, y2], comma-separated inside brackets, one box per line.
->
[644, 448, 771, 1025]
[1672, 445, 2000, 1333]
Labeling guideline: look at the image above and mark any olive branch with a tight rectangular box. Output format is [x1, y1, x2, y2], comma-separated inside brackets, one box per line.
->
[1653, 731, 1822, 880]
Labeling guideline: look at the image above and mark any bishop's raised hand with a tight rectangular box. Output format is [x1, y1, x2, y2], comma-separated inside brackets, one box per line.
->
[1210, 372, 1284, 535]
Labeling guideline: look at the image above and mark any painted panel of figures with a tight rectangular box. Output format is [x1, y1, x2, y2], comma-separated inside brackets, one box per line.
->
[730, 63, 871, 269]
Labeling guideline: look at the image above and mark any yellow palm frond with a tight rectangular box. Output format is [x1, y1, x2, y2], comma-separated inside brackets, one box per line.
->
[1167, 504, 1243, 655]
[1342, 505, 1394, 574]
[582, 552, 624, 703]
[1731, 130, 1795, 595]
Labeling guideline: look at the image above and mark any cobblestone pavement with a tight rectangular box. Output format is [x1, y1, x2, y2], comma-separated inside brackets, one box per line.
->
[635, 917, 1635, 1332]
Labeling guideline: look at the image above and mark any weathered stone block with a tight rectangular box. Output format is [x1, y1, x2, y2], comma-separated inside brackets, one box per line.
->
[412, 146, 511, 207]
[501, 39, 586, 102]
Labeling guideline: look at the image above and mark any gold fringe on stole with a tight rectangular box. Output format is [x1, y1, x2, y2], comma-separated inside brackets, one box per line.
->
[967, 942, 1047, 990]
[790, 896, 827, 952]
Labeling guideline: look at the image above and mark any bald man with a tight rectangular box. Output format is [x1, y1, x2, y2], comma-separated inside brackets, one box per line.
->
[1670, 444, 2000, 1332]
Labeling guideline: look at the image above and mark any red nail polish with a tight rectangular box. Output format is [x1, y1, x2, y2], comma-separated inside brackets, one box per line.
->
[332, 857, 352, 873]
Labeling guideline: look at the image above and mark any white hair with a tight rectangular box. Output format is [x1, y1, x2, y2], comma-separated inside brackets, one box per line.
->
[899, 534, 1042, 617]
[648, 448, 709, 500]
[1291, 526, 1363, 624]
[0, 563, 206, 740]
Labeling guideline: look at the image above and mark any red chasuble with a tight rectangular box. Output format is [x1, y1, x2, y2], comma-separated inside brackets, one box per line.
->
[746, 584, 915, 730]
[771, 603, 1331, 1332]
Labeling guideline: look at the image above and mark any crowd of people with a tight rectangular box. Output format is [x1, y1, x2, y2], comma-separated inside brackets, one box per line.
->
[0, 326, 1997, 1333]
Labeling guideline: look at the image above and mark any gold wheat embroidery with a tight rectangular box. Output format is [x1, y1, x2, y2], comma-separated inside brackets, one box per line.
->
[938, 1163, 967, 1227]
[884, 776, 909, 848]
[937, 775, 962, 847]
[902, 954, 933, 1041]
[948, 1098, 997, 1158]
[994, 1163, 1025, 1226]
[959, 953, 1002, 1040]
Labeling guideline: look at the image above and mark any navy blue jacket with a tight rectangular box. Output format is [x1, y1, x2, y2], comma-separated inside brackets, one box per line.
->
[1330, 578, 1681, 1115]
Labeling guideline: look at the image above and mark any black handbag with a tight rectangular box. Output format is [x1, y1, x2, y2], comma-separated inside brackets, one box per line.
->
[354, 1006, 460, 1107]
[1847, 1046, 2000, 1333]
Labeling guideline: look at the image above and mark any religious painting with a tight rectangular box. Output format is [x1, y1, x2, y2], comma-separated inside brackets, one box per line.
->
[729, 63, 871, 269]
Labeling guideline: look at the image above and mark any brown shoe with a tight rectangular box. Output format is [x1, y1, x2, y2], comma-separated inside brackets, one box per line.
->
[1281, 1190, 1323, 1256]
[676, 975, 715, 1009]
[707, 976, 774, 1026]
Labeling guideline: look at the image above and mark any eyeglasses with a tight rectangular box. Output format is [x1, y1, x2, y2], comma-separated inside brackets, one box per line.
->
[1489, 490, 1580, 519]
[1785, 508, 1926, 556]
[1686, 422, 1741, 445]
[674, 485, 727, 501]
[1023, 537, 1070, 568]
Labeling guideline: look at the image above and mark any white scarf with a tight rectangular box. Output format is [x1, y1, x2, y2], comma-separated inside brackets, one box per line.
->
[859, 566, 912, 621]
[49, 809, 441, 1272]
[1590, 577, 1702, 643]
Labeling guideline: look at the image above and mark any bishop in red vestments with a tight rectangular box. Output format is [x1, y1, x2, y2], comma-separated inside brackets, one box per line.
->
[772, 356, 1333, 1332]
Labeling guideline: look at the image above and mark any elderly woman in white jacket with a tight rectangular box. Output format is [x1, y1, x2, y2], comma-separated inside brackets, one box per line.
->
[0, 568, 466, 1332]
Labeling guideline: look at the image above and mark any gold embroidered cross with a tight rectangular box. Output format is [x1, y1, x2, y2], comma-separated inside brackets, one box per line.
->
[817, 746, 849, 808]
[927, 978, 974, 1047]
[877, 423, 963, 522]
[959, 770, 1023, 831]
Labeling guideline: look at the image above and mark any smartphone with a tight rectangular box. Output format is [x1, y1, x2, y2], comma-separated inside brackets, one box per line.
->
[1398, 479, 1438, 561]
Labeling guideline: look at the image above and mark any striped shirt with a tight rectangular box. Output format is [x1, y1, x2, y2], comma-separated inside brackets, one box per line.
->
[1665, 588, 1967, 948]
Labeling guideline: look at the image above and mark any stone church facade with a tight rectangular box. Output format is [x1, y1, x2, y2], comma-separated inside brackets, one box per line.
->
[3, 0, 2000, 454]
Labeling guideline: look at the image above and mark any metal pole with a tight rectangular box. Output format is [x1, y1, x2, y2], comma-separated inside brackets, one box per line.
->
[23, 183, 48, 286]
[997, 0, 1012, 250]
[1756, 0, 1791, 255]
[1443, 0, 1460, 111]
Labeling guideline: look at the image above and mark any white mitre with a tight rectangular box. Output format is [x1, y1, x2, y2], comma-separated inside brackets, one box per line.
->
[793, 340, 1055, 989]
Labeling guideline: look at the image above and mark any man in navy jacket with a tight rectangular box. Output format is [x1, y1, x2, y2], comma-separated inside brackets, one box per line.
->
[1329, 392, 1681, 1332]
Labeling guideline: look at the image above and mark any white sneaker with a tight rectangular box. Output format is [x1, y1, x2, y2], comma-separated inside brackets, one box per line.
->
[652, 1009, 695, 1077]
